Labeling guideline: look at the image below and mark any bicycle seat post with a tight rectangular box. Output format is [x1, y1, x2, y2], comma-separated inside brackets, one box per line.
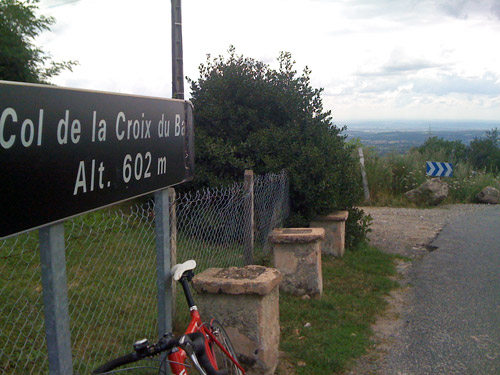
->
[179, 271, 197, 310]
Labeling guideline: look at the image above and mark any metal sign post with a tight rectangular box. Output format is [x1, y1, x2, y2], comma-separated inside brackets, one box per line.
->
[154, 189, 172, 374]
[39, 223, 73, 375]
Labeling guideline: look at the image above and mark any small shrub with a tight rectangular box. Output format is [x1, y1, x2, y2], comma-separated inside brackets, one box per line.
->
[447, 164, 500, 203]
[345, 207, 372, 250]
[386, 151, 426, 195]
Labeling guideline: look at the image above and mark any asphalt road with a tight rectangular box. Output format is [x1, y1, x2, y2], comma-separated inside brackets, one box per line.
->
[385, 205, 500, 375]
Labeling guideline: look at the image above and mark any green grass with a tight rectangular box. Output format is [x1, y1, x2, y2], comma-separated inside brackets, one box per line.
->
[278, 243, 401, 374]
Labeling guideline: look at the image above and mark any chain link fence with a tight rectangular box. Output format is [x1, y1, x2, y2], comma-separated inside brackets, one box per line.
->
[1, 170, 289, 374]
[173, 169, 289, 269]
[254, 170, 290, 258]
[1, 231, 46, 374]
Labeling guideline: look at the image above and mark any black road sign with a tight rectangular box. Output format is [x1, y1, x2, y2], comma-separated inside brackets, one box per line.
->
[0, 81, 194, 239]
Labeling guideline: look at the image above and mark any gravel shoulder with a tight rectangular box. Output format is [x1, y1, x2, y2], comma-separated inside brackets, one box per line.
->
[346, 204, 493, 375]
[361, 204, 487, 259]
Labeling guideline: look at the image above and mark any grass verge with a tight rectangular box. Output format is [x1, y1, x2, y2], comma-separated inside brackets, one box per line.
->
[278, 242, 401, 374]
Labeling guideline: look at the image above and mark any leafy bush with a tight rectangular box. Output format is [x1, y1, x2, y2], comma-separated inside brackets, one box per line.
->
[186, 47, 367, 247]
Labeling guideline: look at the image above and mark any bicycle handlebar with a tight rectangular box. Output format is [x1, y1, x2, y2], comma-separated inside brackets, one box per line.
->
[93, 332, 228, 375]
[92, 352, 139, 374]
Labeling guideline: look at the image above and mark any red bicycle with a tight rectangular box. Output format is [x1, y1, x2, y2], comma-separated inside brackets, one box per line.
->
[93, 260, 245, 375]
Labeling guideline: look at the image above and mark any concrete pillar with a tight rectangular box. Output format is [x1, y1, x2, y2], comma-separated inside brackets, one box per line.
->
[269, 228, 325, 298]
[310, 211, 349, 257]
[192, 266, 282, 375]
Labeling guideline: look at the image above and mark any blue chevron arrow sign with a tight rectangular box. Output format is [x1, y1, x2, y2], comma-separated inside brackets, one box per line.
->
[426, 161, 453, 177]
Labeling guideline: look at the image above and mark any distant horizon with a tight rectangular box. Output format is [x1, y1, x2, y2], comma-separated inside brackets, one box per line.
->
[339, 119, 499, 132]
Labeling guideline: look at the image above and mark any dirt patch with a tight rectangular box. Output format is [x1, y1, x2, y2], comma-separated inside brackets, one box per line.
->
[275, 351, 296, 375]
[363, 206, 447, 258]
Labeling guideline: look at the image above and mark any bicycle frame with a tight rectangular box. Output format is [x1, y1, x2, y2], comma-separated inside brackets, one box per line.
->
[167, 276, 245, 374]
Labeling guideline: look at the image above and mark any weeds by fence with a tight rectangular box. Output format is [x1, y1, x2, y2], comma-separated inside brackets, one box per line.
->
[1, 170, 289, 374]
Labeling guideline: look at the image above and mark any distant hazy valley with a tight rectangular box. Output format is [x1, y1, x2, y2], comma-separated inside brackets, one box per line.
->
[343, 120, 499, 154]
[345, 129, 488, 155]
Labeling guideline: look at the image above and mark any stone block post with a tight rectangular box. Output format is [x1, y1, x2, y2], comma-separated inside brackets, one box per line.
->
[192, 266, 282, 375]
[310, 210, 349, 257]
[269, 228, 325, 297]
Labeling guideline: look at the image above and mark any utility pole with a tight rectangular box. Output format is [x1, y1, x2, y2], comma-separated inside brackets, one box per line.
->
[152, 3, 185, 374]
[171, 0, 184, 99]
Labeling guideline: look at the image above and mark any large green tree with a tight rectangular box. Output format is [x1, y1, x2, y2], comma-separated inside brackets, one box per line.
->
[416, 136, 468, 163]
[0, 0, 76, 83]
[468, 134, 500, 172]
[188, 47, 367, 247]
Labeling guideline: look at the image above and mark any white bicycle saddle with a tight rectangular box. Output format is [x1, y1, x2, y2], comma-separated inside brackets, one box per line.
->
[171, 259, 197, 281]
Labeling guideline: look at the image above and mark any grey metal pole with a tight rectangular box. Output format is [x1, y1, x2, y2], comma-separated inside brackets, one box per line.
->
[154, 189, 172, 374]
[168, 187, 177, 322]
[168, 188, 177, 267]
[39, 223, 73, 375]
[171, 0, 184, 99]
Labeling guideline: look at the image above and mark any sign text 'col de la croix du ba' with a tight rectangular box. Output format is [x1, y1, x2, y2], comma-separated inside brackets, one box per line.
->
[0, 81, 194, 239]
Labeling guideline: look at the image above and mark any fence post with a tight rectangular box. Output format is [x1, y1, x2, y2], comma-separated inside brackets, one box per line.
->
[39, 223, 73, 375]
[358, 147, 370, 202]
[244, 170, 255, 265]
[154, 189, 172, 374]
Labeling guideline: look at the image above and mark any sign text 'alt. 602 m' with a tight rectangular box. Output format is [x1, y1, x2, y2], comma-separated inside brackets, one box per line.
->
[0, 81, 194, 239]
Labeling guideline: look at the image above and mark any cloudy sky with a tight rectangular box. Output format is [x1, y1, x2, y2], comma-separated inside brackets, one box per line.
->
[37, 0, 500, 124]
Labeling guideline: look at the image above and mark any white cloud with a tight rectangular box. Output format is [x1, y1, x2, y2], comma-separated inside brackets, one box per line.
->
[36, 0, 500, 122]
[413, 73, 500, 96]
[39, 0, 172, 97]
